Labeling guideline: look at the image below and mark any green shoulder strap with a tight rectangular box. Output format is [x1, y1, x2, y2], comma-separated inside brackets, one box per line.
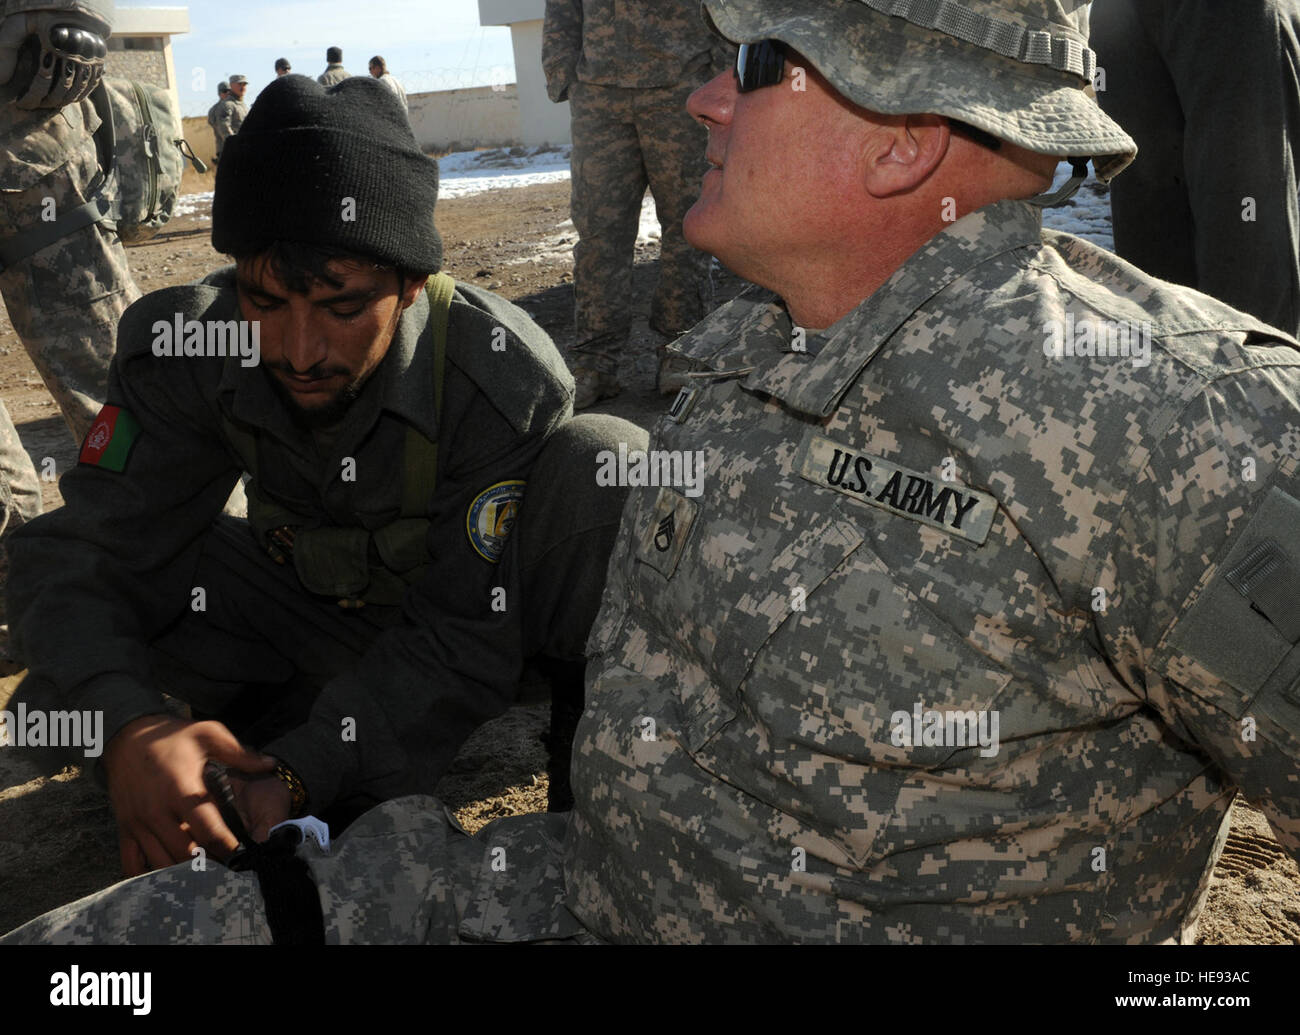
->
[400, 271, 455, 515]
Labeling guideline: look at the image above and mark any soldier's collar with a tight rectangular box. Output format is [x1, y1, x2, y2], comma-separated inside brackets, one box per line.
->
[677, 200, 1044, 418]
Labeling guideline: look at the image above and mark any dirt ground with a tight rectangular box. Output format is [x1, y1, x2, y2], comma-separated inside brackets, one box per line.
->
[1, 154, 1298, 942]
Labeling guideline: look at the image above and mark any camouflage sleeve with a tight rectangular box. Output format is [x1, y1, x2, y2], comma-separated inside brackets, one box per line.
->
[1100, 360, 1300, 855]
[541, 0, 583, 103]
[216, 100, 235, 137]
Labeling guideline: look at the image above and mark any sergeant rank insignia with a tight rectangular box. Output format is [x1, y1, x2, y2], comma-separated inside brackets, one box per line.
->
[466, 480, 526, 562]
[795, 433, 997, 545]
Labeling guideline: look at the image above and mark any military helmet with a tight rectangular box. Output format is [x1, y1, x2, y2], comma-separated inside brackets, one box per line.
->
[703, 0, 1136, 180]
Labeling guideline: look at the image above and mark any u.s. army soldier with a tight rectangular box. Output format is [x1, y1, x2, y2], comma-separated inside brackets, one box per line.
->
[212, 73, 246, 160]
[8, 0, 1300, 945]
[543, 0, 729, 407]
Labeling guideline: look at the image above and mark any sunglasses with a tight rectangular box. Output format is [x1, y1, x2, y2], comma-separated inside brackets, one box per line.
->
[734, 40, 786, 92]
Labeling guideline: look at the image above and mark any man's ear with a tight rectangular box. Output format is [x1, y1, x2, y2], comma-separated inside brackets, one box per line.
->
[862, 114, 949, 198]
[399, 273, 430, 309]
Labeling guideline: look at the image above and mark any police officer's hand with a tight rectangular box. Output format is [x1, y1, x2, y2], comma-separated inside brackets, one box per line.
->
[103, 714, 277, 876]
[226, 769, 292, 844]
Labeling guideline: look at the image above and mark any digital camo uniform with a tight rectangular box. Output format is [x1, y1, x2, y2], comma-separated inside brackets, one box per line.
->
[10, 0, 1300, 945]
[543, 0, 729, 400]
[206, 83, 227, 161]
[212, 80, 245, 159]
[0, 0, 139, 535]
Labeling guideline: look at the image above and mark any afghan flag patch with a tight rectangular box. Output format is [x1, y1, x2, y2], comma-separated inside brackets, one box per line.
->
[78, 405, 141, 472]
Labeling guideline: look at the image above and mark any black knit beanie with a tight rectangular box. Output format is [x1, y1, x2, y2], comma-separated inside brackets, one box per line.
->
[212, 74, 442, 272]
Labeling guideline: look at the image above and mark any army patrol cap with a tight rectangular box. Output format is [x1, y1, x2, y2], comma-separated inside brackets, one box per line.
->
[704, 0, 1137, 180]
[212, 74, 443, 273]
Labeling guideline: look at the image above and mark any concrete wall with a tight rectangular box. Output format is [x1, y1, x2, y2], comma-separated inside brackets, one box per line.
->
[479, 1, 572, 148]
[104, 7, 189, 119]
[408, 85, 522, 152]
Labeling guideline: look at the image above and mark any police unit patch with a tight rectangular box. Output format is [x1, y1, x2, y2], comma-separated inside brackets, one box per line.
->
[466, 480, 526, 562]
[78, 405, 141, 473]
[796, 433, 997, 545]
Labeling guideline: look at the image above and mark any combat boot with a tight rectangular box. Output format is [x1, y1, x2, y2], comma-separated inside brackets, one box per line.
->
[568, 350, 621, 410]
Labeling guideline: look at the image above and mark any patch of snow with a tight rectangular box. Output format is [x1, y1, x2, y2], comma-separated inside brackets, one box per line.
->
[1040, 161, 1114, 251]
[173, 191, 213, 220]
[436, 145, 573, 200]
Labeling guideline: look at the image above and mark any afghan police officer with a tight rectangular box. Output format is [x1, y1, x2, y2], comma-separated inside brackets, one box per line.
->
[206, 80, 228, 163]
[0, 1, 139, 538]
[2, 74, 642, 883]
[10, 0, 1300, 945]
[543, 0, 727, 407]
[317, 46, 349, 87]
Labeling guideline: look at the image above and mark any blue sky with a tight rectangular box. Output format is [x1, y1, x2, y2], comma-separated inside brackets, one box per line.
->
[129, 0, 519, 116]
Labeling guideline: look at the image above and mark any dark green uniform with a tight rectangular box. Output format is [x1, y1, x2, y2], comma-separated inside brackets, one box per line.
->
[6, 266, 641, 813]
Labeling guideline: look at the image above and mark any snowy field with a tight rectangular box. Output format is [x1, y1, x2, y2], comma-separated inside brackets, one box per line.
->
[175, 147, 1115, 252]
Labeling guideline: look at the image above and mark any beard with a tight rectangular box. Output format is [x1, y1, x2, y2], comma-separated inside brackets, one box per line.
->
[263, 365, 370, 429]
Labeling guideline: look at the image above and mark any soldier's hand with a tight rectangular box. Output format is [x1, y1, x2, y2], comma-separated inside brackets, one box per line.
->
[103, 714, 278, 876]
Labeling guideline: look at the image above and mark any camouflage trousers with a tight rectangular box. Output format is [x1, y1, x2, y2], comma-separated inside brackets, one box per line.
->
[1092, 0, 1300, 337]
[0, 97, 140, 535]
[568, 79, 712, 353]
[0, 797, 599, 944]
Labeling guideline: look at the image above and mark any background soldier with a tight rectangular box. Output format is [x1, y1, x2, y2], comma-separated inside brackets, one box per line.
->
[206, 80, 229, 163]
[317, 46, 349, 86]
[542, 0, 727, 407]
[213, 72, 247, 160]
[274, 57, 290, 77]
[0, 0, 140, 539]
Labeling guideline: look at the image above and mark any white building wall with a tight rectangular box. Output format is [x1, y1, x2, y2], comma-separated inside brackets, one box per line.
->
[479, 0, 572, 148]
[408, 86, 522, 152]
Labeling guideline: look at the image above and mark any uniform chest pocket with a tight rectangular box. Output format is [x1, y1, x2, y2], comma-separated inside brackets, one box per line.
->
[620, 484, 866, 748]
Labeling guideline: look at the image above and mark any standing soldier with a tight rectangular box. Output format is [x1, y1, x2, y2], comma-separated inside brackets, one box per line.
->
[317, 46, 349, 87]
[0, 0, 140, 542]
[206, 80, 229, 163]
[543, 0, 728, 407]
[213, 73, 247, 159]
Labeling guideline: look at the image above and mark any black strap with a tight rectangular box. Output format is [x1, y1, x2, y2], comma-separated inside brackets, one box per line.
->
[0, 199, 110, 274]
[229, 828, 327, 945]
